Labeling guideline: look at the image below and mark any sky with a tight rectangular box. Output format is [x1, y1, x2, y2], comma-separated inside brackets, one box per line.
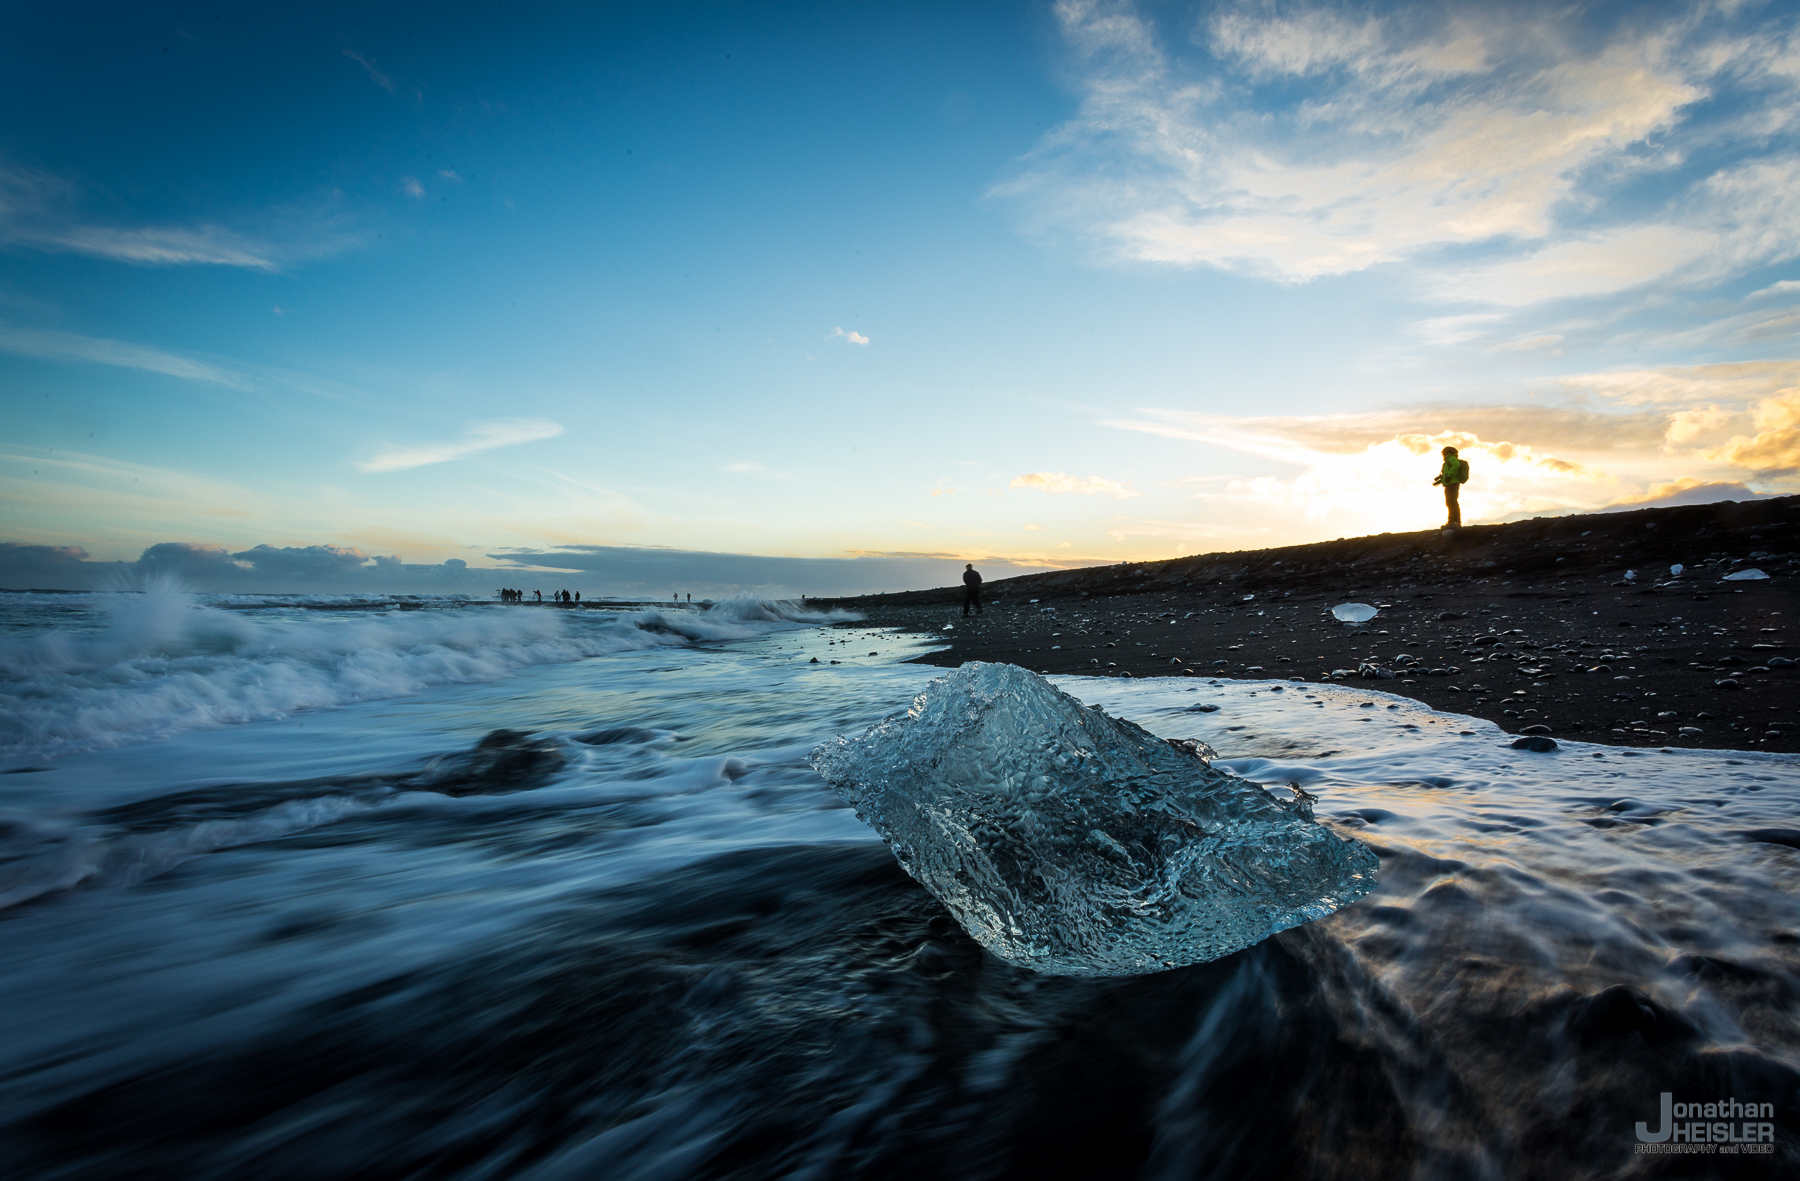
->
[3, 0, 1799, 596]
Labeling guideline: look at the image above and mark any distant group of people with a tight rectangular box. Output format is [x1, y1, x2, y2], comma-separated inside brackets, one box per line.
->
[497, 588, 580, 604]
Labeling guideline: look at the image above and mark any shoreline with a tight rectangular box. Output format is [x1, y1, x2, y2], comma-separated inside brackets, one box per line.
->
[817, 496, 1799, 755]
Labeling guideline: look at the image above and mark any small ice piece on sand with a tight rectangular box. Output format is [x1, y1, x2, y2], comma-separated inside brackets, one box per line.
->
[808, 663, 1380, 977]
[1670, 563, 1684, 577]
[1331, 603, 1379, 623]
[1724, 568, 1769, 581]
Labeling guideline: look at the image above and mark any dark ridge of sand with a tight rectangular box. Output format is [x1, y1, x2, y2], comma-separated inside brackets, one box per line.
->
[815, 495, 1800, 754]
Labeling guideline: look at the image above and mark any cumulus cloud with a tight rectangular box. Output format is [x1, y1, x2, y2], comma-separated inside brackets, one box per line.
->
[359, 419, 564, 473]
[231, 543, 386, 579]
[0, 539, 490, 593]
[828, 326, 870, 345]
[25, 536, 1029, 599]
[997, 1, 1800, 305]
[1010, 471, 1142, 498]
[1703, 388, 1800, 476]
[129, 542, 396, 583]
[0, 542, 97, 587]
[1604, 478, 1769, 510]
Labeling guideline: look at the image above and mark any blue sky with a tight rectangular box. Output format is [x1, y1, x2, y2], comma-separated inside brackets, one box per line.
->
[4, 1, 1799, 595]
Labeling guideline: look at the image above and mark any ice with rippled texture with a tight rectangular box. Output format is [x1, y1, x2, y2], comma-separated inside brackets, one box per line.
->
[809, 663, 1381, 976]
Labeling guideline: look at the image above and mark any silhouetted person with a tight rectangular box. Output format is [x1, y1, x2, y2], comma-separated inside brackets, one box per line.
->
[962, 563, 983, 617]
[686, 592, 691, 603]
[1433, 445, 1469, 529]
[574, 591, 580, 603]
[534, 590, 542, 602]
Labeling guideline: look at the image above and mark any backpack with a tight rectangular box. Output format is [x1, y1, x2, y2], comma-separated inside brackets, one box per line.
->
[1456, 458, 1470, 484]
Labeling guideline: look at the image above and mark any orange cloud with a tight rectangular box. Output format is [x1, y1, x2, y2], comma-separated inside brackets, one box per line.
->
[1704, 389, 1800, 476]
[1010, 472, 1141, 499]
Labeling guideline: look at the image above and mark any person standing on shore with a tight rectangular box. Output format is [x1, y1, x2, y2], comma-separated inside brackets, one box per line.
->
[962, 563, 983, 617]
[1432, 445, 1469, 529]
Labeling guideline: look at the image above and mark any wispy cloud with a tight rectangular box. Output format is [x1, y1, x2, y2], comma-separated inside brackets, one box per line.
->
[0, 324, 248, 387]
[1, 160, 365, 271]
[0, 448, 261, 529]
[725, 461, 799, 482]
[401, 177, 426, 199]
[42, 224, 281, 270]
[359, 419, 564, 473]
[999, 1, 1800, 307]
[1010, 471, 1141, 498]
[342, 47, 396, 93]
[828, 326, 870, 345]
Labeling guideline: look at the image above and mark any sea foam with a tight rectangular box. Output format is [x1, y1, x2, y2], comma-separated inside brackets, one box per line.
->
[0, 587, 860, 757]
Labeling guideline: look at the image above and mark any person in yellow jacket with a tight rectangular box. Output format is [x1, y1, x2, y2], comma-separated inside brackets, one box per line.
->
[1432, 445, 1469, 528]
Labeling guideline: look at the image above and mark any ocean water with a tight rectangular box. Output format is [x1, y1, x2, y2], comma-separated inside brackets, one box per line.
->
[1, 589, 1797, 1179]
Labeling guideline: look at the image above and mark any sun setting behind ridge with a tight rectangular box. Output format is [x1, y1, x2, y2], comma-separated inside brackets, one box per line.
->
[3, 1, 1798, 595]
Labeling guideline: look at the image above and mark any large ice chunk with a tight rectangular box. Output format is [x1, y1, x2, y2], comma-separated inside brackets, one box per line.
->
[809, 663, 1379, 976]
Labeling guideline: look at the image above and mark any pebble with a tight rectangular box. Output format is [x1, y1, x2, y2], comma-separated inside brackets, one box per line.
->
[1510, 736, 1558, 752]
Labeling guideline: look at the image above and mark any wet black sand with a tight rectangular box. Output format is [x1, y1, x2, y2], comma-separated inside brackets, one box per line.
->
[819, 496, 1799, 754]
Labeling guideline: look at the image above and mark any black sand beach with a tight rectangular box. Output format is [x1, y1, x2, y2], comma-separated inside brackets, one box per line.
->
[821, 496, 1800, 754]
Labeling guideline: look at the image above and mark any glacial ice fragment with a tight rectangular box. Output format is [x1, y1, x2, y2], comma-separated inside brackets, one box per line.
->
[1331, 603, 1379, 623]
[808, 663, 1380, 977]
[1724, 568, 1769, 581]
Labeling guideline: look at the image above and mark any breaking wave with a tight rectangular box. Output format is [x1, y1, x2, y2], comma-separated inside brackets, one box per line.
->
[0, 587, 860, 757]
